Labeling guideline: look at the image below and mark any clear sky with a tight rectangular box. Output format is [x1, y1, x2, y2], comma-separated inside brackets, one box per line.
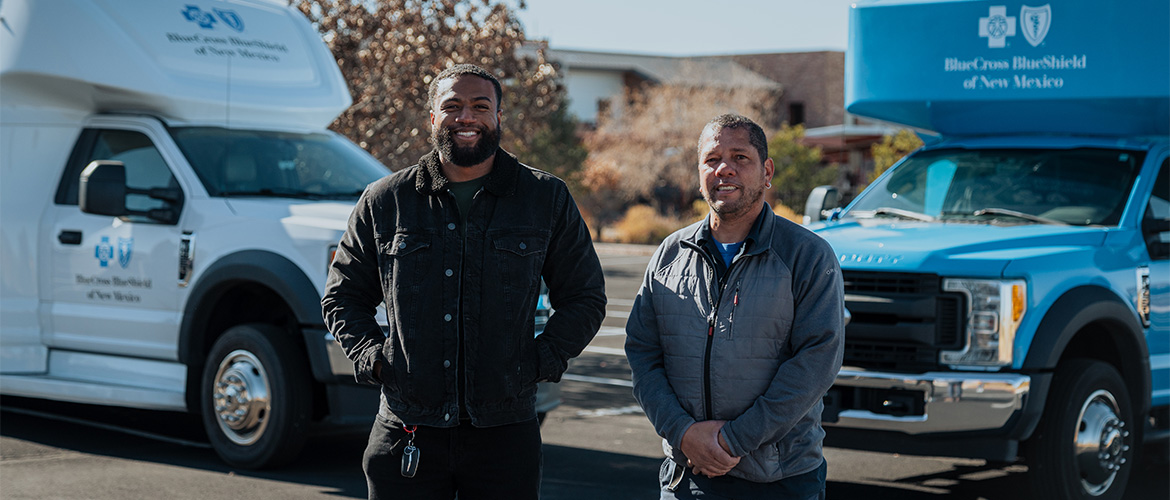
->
[514, 0, 860, 56]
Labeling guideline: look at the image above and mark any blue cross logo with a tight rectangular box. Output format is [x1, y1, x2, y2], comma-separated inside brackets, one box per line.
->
[95, 237, 114, 268]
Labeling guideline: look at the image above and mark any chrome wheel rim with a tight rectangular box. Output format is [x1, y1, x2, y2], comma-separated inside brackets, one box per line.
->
[211, 349, 271, 446]
[1073, 389, 1129, 496]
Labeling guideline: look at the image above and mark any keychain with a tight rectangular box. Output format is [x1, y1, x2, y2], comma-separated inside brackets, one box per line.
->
[401, 425, 420, 478]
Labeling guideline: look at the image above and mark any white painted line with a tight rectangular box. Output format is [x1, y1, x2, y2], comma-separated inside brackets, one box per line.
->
[607, 298, 637, 307]
[576, 405, 644, 418]
[594, 326, 626, 337]
[583, 346, 627, 356]
[606, 310, 630, 319]
[561, 373, 633, 387]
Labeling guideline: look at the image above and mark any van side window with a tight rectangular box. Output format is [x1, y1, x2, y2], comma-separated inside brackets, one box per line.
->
[1145, 159, 1170, 260]
[56, 129, 182, 215]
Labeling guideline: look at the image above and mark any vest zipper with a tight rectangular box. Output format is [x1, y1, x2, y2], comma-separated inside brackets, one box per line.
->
[700, 252, 737, 421]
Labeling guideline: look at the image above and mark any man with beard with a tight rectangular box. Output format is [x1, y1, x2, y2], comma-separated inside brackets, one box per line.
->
[625, 114, 844, 499]
[323, 64, 606, 500]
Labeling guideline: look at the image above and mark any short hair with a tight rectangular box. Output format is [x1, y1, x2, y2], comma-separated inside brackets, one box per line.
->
[427, 64, 504, 111]
[698, 114, 768, 164]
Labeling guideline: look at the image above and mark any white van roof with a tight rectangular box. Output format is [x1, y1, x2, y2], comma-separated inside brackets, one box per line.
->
[0, 0, 351, 129]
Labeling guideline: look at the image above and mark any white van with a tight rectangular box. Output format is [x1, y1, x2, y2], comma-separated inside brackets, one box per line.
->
[0, 0, 558, 468]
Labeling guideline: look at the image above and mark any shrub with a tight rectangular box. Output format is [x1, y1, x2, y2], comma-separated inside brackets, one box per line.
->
[612, 205, 686, 244]
[773, 202, 801, 224]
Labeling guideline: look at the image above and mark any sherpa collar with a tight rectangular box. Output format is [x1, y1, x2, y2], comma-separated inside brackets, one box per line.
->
[415, 148, 520, 197]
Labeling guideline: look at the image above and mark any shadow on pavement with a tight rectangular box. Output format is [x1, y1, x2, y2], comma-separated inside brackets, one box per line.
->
[541, 444, 660, 499]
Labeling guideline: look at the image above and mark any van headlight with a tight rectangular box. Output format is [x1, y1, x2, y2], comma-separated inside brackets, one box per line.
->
[940, 279, 1026, 369]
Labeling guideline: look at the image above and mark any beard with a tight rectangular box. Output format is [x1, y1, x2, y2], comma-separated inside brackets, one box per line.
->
[433, 123, 501, 167]
[703, 181, 766, 221]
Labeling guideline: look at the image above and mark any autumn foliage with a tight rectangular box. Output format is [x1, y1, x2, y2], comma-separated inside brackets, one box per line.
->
[294, 0, 582, 176]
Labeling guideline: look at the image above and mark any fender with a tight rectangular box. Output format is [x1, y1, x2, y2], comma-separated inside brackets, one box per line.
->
[178, 250, 323, 368]
[1023, 285, 1151, 420]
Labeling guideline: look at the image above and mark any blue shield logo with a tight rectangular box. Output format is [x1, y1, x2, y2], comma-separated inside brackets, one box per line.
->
[117, 238, 133, 269]
[215, 9, 245, 32]
[1020, 5, 1052, 47]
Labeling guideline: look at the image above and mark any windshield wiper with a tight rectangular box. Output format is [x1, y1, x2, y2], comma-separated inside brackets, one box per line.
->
[853, 207, 937, 222]
[220, 189, 322, 199]
[970, 208, 1068, 225]
[316, 189, 366, 199]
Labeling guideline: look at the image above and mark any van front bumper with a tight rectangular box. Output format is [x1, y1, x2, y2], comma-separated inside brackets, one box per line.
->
[823, 367, 1031, 435]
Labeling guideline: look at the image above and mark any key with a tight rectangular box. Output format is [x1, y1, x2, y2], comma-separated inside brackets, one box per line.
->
[401, 444, 419, 478]
[401, 425, 419, 478]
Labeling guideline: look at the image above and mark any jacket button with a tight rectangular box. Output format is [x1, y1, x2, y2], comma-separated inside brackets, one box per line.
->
[398, 242, 406, 249]
[444, 413, 451, 421]
[445, 269, 453, 277]
[443, 360, 451, 368]
[519, 242, 527, 250]
[447, 223, 456, 230]
[444, 314, 452, 321]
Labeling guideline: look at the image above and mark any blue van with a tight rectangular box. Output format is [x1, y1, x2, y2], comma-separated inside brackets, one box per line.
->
[806, 2, 1169, 499]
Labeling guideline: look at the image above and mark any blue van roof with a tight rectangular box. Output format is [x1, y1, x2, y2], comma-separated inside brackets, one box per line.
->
[845, 0, 1169, 137]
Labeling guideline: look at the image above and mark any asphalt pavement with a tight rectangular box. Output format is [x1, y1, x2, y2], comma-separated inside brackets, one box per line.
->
[1, 242, 1167, 499]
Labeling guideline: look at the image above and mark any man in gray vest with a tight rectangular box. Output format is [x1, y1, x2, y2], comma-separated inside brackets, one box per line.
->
[625, 114, 844, 499]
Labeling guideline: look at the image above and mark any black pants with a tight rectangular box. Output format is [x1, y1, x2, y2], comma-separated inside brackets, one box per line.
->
[660, 458, 827, 500]
[363, 414, 542, 500]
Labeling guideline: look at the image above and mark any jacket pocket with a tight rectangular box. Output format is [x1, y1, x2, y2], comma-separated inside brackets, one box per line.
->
[381, 231, 431, 293]
[487, 228, 549, 308]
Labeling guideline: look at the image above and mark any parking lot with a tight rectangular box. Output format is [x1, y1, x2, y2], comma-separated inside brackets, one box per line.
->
[1, 244, 1166, 499]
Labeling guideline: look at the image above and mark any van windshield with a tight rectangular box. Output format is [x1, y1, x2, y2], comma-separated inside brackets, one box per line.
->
[171, 127, 389, 199]
[845, 148, 1145, 226]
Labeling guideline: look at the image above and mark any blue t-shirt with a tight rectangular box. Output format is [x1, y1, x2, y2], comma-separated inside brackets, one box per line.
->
[716, 241, 743, 268]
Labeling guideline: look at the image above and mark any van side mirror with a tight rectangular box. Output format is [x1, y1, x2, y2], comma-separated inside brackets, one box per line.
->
[79, 160, 127, 217]
[804, 185, 840, 224]
[78, 160, 182, 224]
[1143, 215, 1170, 260]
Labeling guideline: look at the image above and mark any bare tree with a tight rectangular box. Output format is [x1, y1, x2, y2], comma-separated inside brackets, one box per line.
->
[294, 0, 582, 175]
[579, 82, 781, 223]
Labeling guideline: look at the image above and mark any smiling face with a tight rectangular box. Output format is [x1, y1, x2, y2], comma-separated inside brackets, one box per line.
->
[430, 74, 503, 171]
[697, 125, 774, 223]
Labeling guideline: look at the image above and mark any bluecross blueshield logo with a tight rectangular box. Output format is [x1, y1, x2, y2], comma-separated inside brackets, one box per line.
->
[978, 4, 1052, 48]
[95, 236, 114, 268]
[182, 5, 245, 32]
[1020, 5, 1051, 47]
[94, 236, 133, 268]
[117, 238, 133, 269]
[979, 6, 1017, 48]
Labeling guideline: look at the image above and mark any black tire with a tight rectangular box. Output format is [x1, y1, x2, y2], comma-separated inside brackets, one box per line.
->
[1026, 359, 1136, 500]
[201, 323, 311, 469]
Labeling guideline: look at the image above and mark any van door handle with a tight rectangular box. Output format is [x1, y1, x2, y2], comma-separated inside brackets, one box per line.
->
[58, 230, 82, 245]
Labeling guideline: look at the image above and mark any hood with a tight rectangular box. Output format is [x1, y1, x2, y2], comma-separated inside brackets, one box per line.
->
[224, 197, 353, 241]
[811, 219, 1108, 275]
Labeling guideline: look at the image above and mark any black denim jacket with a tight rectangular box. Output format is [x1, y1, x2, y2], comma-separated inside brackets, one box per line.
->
[323, 149, 606, 427]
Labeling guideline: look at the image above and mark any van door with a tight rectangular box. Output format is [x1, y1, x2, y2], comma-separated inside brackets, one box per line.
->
[43, 119, 187, 361]
[1144, 157, 1169, 408]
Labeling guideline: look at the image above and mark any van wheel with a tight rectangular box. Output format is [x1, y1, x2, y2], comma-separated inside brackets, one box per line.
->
[1026, 359, 1135, 500]
[201, 324, 310, 469]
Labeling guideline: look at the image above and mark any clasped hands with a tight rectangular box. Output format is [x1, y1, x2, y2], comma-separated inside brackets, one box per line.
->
[680, 420, 739, 478]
